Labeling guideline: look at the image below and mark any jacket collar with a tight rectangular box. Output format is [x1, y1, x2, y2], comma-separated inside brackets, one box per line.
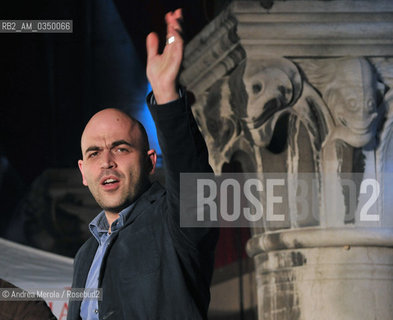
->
[123, 181, 165, 227]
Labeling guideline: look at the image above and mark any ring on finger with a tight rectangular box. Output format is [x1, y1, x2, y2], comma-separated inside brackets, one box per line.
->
[167, 36, 175, 44]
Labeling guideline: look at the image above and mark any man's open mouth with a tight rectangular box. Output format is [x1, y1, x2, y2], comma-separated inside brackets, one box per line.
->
[100, 176, 121, 187]
[103, 178, 119, 185]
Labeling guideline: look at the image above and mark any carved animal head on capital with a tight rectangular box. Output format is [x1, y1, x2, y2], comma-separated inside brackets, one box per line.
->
[191, 77, 242, 170]
[228, 58, 302, 146]
[300, 57, 383, 148]
[203, 78, 240, 152]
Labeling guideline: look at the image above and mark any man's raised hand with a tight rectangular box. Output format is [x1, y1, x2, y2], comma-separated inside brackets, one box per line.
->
[146, 9, 183, 105]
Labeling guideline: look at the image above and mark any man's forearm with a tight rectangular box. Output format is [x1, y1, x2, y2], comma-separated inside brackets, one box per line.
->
[148, 91, 216, 248]
[148, 91, 211, 177]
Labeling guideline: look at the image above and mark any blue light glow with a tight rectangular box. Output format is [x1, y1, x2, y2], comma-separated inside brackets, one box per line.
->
[135, 83, 162, 161]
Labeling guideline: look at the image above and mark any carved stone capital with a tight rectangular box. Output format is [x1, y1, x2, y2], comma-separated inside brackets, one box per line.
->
[182, 2, 393, 319]
[182, 0, 393, 95]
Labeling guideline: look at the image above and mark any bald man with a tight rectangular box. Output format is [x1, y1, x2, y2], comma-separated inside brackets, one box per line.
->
[67, 10, 218, 320]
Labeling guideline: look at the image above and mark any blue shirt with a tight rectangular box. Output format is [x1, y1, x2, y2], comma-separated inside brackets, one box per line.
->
[80, 204, 134, 320]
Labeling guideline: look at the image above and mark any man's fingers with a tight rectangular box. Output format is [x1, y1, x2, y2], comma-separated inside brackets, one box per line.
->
[174, 8, 182, 20]
[165, 9, 182, 24]
[146, 32, 159, 60]
[165, 9, 183, 37]
[163, 25, 183, 57]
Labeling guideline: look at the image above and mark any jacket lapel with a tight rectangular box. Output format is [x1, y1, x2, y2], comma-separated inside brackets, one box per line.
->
[76, 238, 98, 287]
[70, 237, 98, 318]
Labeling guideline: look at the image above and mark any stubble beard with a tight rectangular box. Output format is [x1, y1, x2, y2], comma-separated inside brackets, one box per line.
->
[94, 173, 150, 214]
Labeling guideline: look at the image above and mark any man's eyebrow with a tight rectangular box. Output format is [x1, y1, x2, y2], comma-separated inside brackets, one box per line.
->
[84, 146, 101, 155]
[111, 140, 134, 148]
[83, 140, 134, 155]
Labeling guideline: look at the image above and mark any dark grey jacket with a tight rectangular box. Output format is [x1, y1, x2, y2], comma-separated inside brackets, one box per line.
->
[67, 94, 219, 320]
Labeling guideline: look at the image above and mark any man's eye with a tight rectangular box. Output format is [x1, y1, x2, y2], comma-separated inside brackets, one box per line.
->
[88, 152, 98, 158]
[116, 147, 129, 153]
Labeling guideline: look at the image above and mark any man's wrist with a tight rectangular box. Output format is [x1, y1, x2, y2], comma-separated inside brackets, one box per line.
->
[149, 87, 183, 106]
[154, 91, 179, 105]
[149, 80, 177, 103]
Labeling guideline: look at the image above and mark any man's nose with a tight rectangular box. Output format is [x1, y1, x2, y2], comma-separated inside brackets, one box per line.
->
[101, 151, 116, 169]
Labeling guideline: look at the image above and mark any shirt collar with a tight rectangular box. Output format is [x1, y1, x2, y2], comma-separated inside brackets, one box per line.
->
[89, 203, 135, 243]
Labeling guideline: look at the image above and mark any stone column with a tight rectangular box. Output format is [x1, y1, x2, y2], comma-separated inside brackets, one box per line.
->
[181, 1, 393, 319]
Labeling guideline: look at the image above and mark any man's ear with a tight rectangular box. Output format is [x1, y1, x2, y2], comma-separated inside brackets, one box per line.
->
[78, 159, 88, 186]
[146, 149, 157, 175]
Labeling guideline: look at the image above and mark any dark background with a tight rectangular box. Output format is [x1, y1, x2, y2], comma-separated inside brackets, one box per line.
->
[0, 0, 249, 272]
[0, 0, 229, 185]
[0, 0, 230, 240]
[0, 3, 254, 317]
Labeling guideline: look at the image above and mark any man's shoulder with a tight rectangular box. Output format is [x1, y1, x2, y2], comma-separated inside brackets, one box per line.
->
[141, 180, 166, 202]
